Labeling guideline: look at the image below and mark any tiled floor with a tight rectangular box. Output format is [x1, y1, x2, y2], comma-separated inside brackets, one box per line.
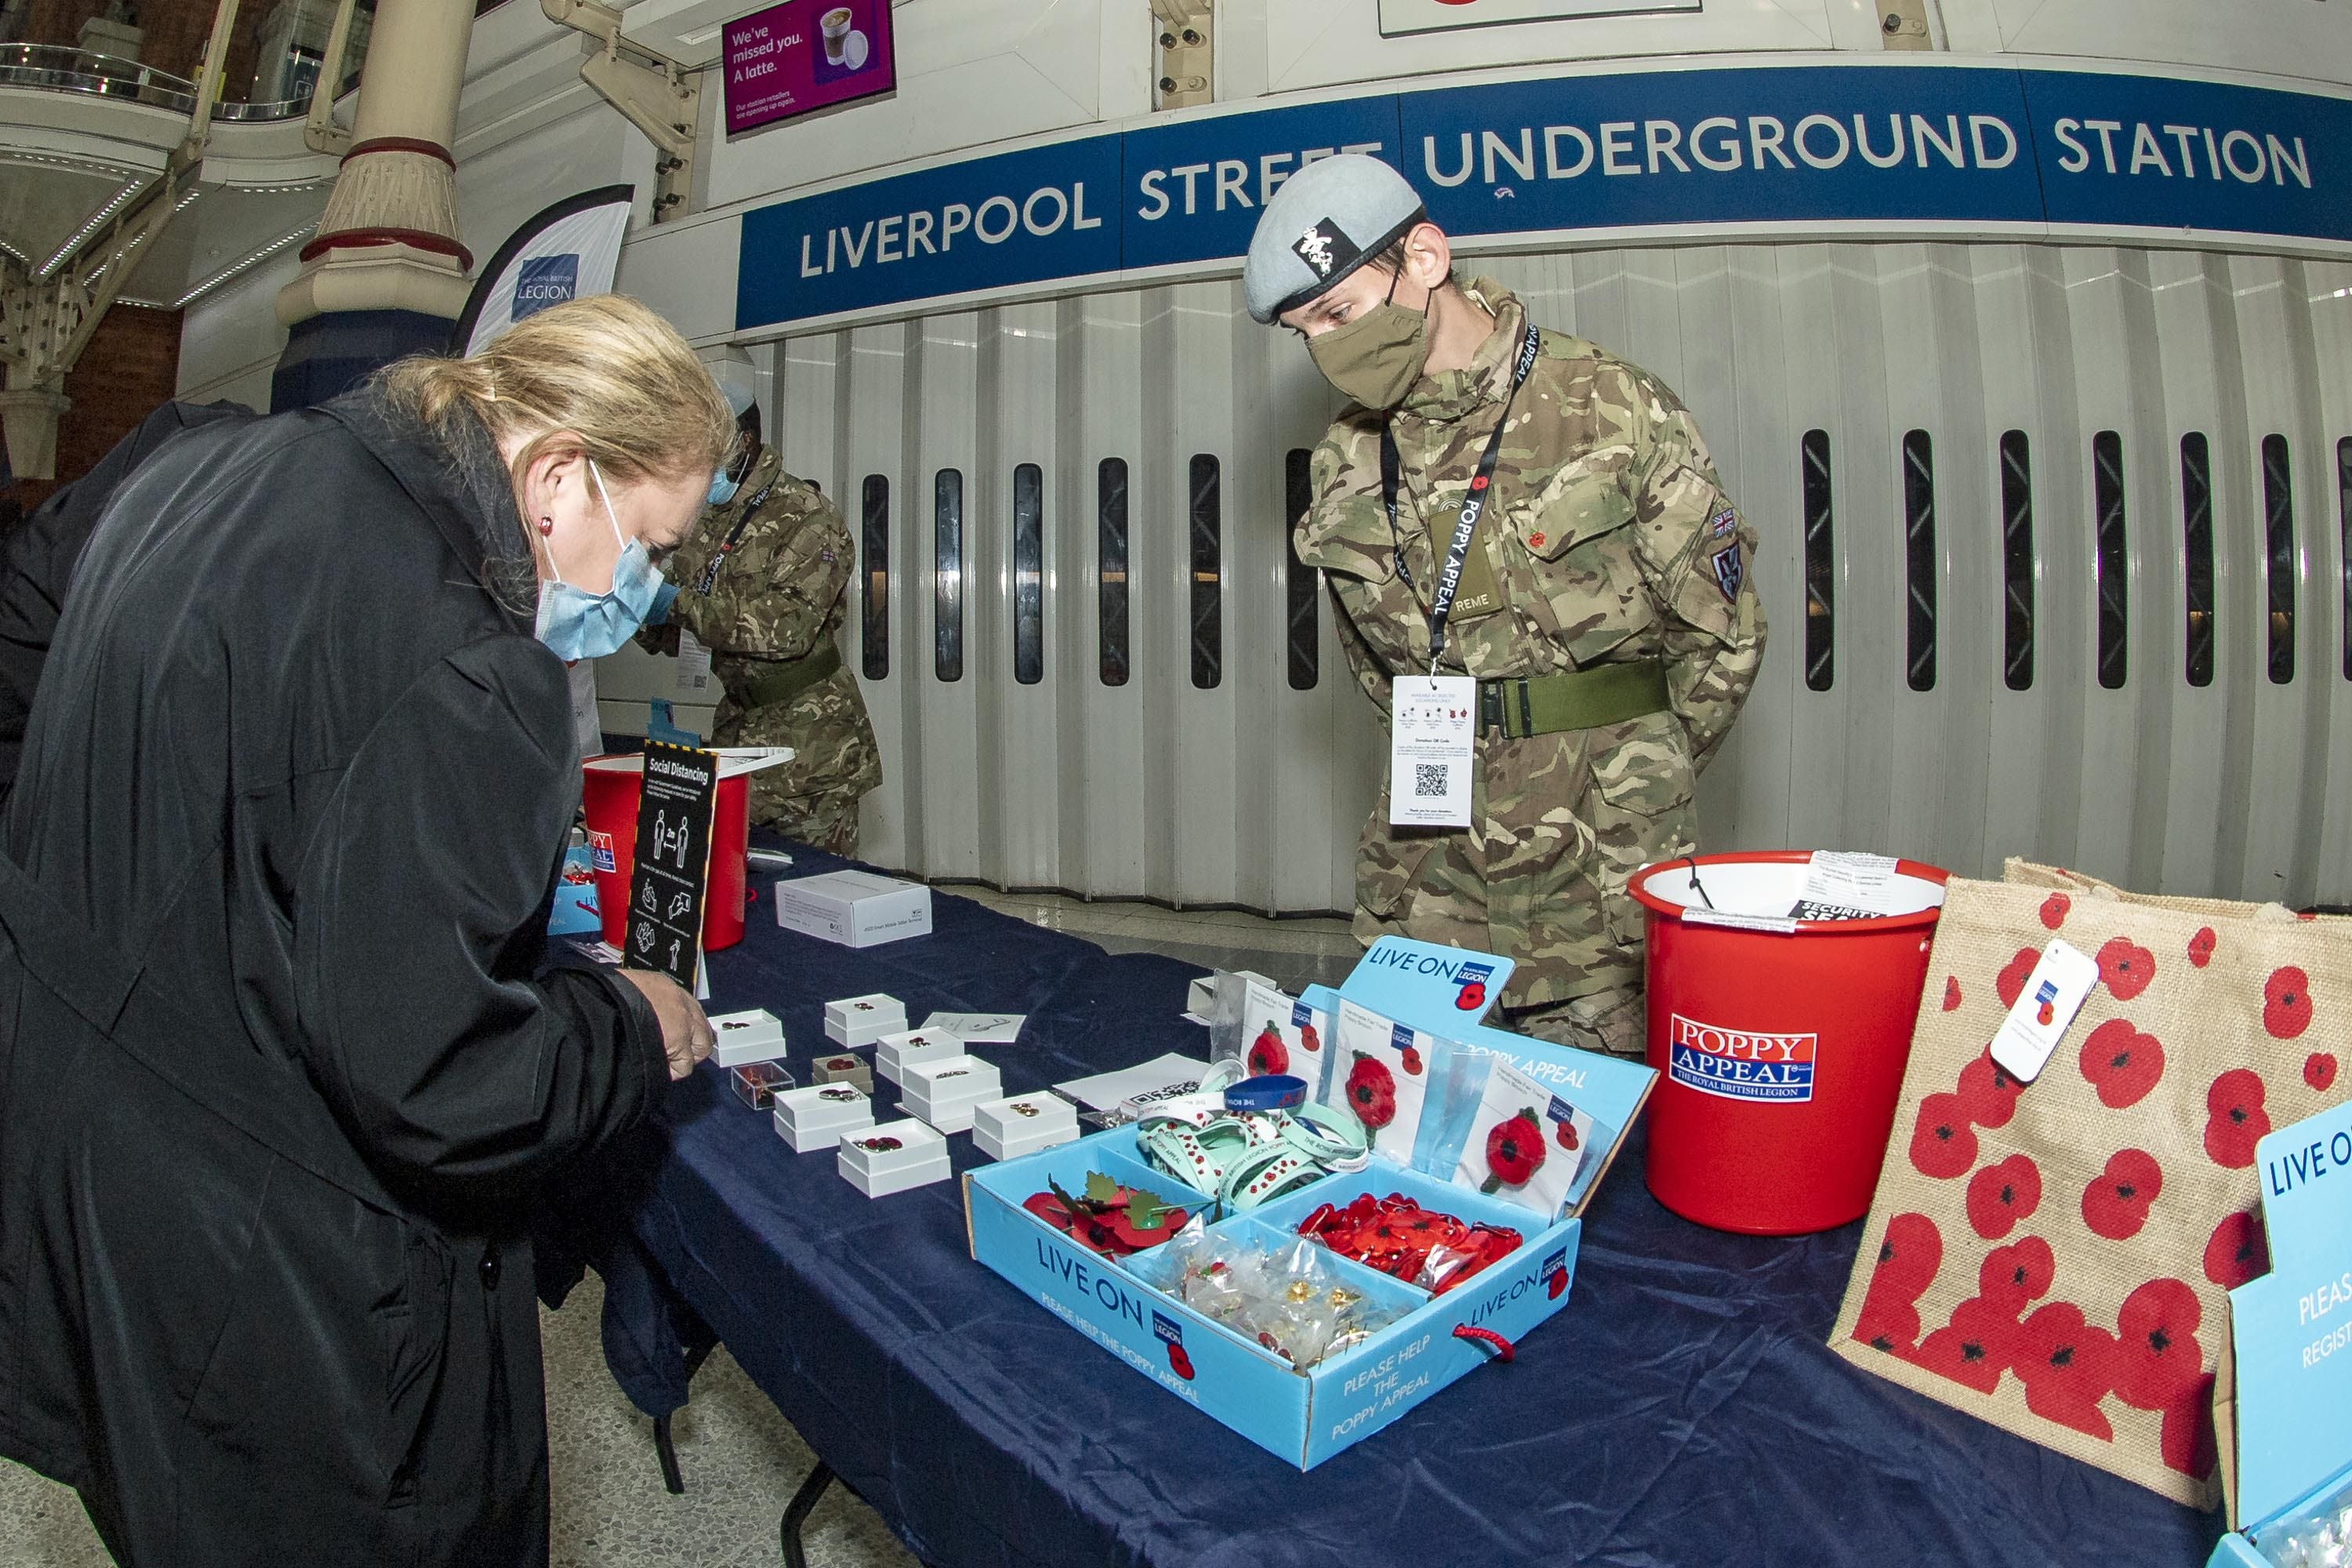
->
[2, 896, 1360, 1566]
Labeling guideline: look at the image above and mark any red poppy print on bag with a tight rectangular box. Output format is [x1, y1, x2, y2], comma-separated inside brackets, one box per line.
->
[1977, 1236, 2056, 1313]
[2203, 1069, 2270, 1168]
[2187, 927, 2216, 969]
[1955, 1051, 2023, 1129]
[2201, 1210, 2268, 1290]
[1965, 1154, 2042, 1240]
[1942, 976, 1962, 1012]
[1997, 947, 2041, 1009]
[2078, 1019, 2165, 1109]
[2039, 894, 2071, 931]
[1852, 1213, 1941, 1354]
[1910, 1295, 2024, 1394]
[2081, 1149, 2162, 1240]
[2013, 1303, 2118, 1439]
[2263, 967, 2312, 1040]
[2310, 1053, 2340, 1092]
[2096, 937, 2156, 1001]
[1908, 1093, 1979, 1179]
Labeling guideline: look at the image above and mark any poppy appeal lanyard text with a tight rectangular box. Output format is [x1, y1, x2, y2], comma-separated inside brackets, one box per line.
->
[1380, 321, 1543, 676]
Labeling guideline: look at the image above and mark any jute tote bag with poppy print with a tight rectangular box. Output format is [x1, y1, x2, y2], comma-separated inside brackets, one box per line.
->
[1829, 864, 2350, 1507]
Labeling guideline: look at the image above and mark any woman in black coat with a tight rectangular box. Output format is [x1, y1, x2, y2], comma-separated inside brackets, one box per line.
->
[0, 295, 728, 1565]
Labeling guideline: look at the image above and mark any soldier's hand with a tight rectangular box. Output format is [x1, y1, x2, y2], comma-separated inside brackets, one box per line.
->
[613, 967, 714, 1080]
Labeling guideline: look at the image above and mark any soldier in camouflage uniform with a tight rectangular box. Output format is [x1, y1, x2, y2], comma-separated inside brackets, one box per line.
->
[641, 386, 880, 854]
[1247, 156, 1766, 1055]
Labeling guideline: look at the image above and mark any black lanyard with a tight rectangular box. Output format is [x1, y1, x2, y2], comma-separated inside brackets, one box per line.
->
[1380, 321, 1543, 676]
[692, 480, 776, 594]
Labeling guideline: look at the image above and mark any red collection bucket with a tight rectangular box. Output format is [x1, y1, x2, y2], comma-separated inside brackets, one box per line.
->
[580, 756, 751, 953]
[1628, 851, 1948, 1236]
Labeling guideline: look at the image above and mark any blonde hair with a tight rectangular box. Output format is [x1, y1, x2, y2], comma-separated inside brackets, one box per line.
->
[378, 293, 735, 487]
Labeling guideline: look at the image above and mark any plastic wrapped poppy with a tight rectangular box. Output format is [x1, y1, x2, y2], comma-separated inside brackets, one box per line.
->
[1482, 1110, 1548, 1193]
[1345, 1054, 1397, 1129]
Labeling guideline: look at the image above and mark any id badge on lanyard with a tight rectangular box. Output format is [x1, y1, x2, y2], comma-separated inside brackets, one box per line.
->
[1384, 321, 1541, 829]
[1389, 675, 1477, 828]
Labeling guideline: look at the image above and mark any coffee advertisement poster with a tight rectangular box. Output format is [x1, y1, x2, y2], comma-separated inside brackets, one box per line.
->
[722, 0, 897, 136]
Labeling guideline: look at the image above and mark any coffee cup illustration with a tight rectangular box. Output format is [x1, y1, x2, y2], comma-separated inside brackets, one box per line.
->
[821, 6, 853, 64]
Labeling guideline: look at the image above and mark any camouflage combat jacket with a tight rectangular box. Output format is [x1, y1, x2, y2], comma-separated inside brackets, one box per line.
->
[642, 448, 881, 826]
[1295, 278, 1766, 1007]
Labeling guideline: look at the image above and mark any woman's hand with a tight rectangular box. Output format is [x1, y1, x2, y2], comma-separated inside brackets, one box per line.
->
[612, 967, 715, 1080]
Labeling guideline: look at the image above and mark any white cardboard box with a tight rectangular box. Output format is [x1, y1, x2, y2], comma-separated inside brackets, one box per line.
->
[901, 1054, 1003, 1133]
[772, 1083, 877, 1152]
[971, 1093, 1080, 1161]
[837, 1119, 953, 1197]
[874, 1027, 962, 1085]
[824, 993, 907, 1047]
[778, 871, 933, 949]
[708, 1008, 786, 1069]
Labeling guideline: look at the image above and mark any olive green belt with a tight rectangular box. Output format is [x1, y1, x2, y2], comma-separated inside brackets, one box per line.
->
[727, 642, 843, 710]
[1476, 659, 1669, 739]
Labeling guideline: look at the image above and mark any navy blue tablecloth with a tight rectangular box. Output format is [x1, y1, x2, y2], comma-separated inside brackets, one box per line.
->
[578, 846, 2221, 1568]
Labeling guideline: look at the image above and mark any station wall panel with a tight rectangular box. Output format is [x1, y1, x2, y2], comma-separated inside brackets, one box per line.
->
[768, 241, 2350, 911]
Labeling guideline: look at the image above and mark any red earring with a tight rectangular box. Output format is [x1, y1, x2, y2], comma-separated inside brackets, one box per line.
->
[537, 516, 554, 535]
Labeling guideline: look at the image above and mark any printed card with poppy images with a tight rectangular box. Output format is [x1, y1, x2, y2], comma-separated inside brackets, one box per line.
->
[1328, 999, 1440, 1165]
[1237, 978, 1333, 1096]
[1449, 1060, 1592, 1222]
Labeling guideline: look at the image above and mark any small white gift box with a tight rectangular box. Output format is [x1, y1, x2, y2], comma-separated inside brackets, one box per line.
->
[708, 1008, 786, 1069]
[771, 1083, 877, 1152]
[971, 1093, 1080, 1161]
[823, 993, 907, 1047]
[835, 1119, 953, 1198]
[873, 1027, 961, 1085]
[900, 1054, 1003, 1133]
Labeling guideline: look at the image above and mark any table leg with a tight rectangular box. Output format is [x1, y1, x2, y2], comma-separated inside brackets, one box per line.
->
[777, 1460, 834, 1568]
[651, 1341, 720, 1495]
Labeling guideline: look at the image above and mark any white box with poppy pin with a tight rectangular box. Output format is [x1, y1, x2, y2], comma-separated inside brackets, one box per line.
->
[772, 1082, 877, 1152]
[837, 1119, 952, 1198]
[811, 1050, 874, 1092]
[899, 1054, 1002, 1133]
[972, 1092, 1079, 1161]
[824, 993, 907, 1047]
[873, 1026, 961, 1086]
[708, 1008, 786, 1069]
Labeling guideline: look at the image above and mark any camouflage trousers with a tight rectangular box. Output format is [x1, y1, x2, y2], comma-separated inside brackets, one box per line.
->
[711, 666, 881, 857]
[1350, 714, 1697, 1025]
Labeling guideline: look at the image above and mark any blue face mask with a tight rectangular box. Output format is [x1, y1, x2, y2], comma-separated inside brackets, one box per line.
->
[707, 469, 739, 507]
[534, 459, 667, 662]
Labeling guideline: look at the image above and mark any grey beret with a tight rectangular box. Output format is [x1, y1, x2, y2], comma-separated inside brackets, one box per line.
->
[1243, 153, 1427, 325]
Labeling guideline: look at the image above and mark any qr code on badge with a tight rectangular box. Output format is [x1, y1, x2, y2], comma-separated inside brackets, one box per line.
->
[1414, 763, 1449, 798]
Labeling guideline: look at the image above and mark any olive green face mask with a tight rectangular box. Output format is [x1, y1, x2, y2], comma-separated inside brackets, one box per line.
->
[1305, 269, 1429, 411]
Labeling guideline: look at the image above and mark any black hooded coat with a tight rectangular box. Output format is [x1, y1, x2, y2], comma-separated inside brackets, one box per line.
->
[0, 388, 669, 1565]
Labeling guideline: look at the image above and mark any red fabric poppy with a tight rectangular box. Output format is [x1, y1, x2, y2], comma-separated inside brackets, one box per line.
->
[1965, 1154, 2043, 1240]
[2012, 1303, 2119, 1440]
[1483, 1111, 1548, 1190]
[1955, 1051, 2024, 1128]
[1247, 1027, 1289, 1076]
[2204, 1069, 2270, 1168]
[2263, 966, 2313, 1040]
[2201, 1209, 2268, 1290]
[2080, 1149, 2162, 1241]
[1345, 1054, 1397, 1129]
[1908, 1092, 1979, 1179]
[2096, 937, 2156, 1001]
[2077, 1019, 2165, 1109]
